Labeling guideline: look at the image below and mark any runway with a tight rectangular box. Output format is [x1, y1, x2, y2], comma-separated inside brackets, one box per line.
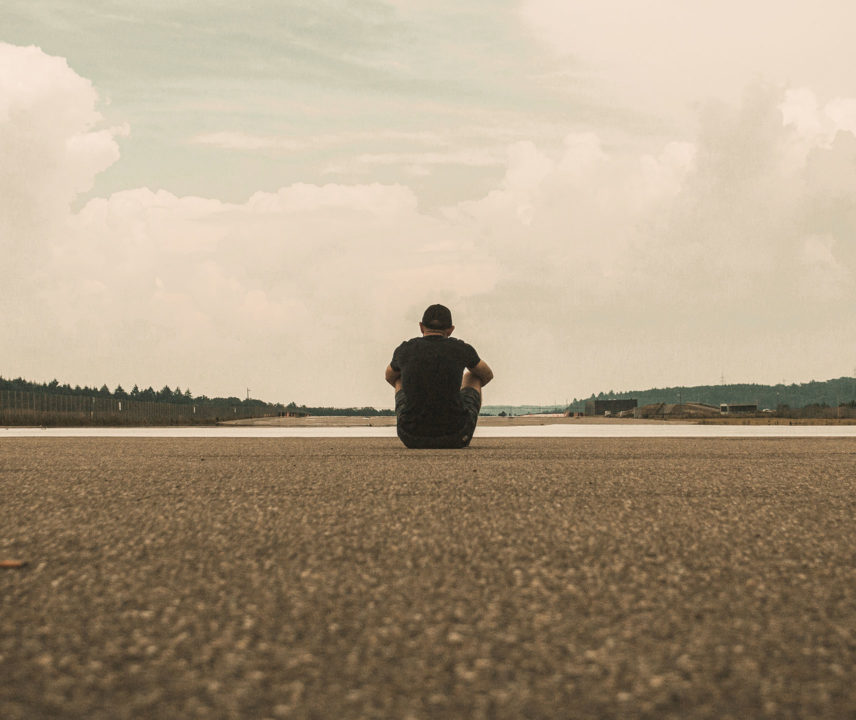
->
[2, 437, 855, 719]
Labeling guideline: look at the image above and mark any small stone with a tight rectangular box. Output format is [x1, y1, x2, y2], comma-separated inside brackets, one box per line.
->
[0, 559, 28, 569]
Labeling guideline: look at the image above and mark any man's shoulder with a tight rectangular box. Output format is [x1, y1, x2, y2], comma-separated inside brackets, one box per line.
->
[394, 337, 421, 350]
[391, 337, 420, 357]
[446, 336, 479, 354]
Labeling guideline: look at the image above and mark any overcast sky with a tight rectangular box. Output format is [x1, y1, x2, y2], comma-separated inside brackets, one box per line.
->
[3, 1, 856, 407]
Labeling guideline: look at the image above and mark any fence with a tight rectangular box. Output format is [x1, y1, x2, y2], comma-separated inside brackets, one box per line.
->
[0, 390, 277, 426]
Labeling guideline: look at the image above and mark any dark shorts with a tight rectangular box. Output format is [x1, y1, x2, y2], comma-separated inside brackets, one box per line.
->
[395, 387, 482, 449]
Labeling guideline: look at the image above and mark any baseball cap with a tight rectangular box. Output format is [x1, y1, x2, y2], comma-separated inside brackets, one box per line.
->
[421, 304, 453, 329]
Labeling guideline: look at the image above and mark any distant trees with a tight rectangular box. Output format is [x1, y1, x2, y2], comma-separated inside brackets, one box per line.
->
[565, 376, 856, 414]
[0, 374, 395, 416]
[281, 403, 393, 417]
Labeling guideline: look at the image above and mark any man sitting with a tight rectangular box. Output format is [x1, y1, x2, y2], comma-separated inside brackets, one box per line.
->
[385, 304, 494, 449]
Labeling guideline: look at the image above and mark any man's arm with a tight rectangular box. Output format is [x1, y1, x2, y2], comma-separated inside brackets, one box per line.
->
[385, 364, 402, 390]
[469, 359, 494, 386]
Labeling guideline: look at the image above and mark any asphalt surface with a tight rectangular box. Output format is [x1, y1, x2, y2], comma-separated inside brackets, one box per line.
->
[1, 437, 855, 719]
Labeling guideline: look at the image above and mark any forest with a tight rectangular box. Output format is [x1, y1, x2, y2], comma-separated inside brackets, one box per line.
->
[565, 376, 856, 414]
[0, 375, 392, 418]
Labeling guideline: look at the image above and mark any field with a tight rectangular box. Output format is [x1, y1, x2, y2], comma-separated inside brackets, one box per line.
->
[2, 437, 855, 719]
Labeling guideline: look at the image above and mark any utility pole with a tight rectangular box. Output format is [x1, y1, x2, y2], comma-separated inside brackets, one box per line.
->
[246, 387, 250, 401]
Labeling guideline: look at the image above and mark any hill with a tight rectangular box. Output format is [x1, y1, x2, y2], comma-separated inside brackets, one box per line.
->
[565, 376, 856, 414]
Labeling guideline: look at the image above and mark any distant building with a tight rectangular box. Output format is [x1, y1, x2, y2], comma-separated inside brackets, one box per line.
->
[584, 398, 638, 417]
[279, 409, 309, 417]
[638, 402, 720, 419]
[720, 403, 757, 415]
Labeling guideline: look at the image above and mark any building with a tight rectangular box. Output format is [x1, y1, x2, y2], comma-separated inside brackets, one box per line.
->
[584, 398, 638, 417]
[637, 402, 720, 419]
[720, 403, 758, 415]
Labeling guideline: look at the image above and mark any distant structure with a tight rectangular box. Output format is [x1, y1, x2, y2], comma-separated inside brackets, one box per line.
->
[584, 398, 638, 417]
[278, 408, 309, 418]
[637, 403, 720, 419]
[720, 403, 758, 415]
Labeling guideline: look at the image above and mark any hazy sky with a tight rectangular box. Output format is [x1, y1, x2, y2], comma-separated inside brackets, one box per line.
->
[3, 1, 856, 407]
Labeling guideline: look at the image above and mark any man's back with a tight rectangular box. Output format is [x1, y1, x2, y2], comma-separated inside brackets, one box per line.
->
[385, 304, 493, 449]
[391, 334, 480, 436]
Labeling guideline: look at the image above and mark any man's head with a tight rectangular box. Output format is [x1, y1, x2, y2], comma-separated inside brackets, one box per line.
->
[420, 303, 454, 336]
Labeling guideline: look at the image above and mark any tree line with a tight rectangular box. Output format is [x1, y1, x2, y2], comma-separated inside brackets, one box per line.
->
[283, 402, 393, 417]
[0, 375, 393, 416]
[566, 376, 856, 413]
[0, 375, 260, 407]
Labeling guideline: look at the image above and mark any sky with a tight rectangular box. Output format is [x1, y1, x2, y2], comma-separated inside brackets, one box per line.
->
[2, 1, 856, 407]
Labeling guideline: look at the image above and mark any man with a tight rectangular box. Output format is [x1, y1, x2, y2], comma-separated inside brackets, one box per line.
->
[385, 304, 494, 449]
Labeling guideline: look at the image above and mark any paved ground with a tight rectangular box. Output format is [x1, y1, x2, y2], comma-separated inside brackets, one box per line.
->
[1, 437, 855, 719]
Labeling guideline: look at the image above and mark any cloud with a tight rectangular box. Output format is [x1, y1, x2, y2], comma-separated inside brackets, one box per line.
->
[48, 181, 499, 402]
[519, 0, 856, 119]
[0, 43, 125, 250]
[350, 148, 506, 169]
[3, 42, 856, 405]
[452, 84, 856, 393]
[191, 132, 307, 151]
[192, 129, 451, 152]
[0, 41, 127, 362]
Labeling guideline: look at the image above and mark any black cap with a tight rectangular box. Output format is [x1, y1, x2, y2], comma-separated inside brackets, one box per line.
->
[421, 304, 453, 330]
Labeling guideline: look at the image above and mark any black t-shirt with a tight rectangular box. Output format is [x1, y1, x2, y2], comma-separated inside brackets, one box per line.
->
[390, 335, 481, 436]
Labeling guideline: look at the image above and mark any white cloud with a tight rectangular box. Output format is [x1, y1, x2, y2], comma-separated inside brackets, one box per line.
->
[0, 43, 125, 249]
[47, 181, 499, 403]
[3, 42, 856, 405]
[351, 148, 506, 169]
[192, 132, 307, 151]
[520, 1, 856, 119]
[800, 235, 850, 301]
[191, 129, 452, 152]
[452, 85, 856, 394]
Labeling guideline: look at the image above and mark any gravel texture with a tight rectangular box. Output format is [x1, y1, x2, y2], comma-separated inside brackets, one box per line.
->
[1, 437, 855, 719]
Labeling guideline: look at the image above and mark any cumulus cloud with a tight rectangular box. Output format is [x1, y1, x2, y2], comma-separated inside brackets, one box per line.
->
[49, 181, 499, 402]
[3, 42, 856, 405]
[0, 43, 125, 252]
[0, 42, 127, 373]
[450, 84, 856, 394]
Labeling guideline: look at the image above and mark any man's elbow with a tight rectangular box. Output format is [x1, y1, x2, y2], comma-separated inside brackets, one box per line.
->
[474, 362, 494, 385]
[384, 366, 401, 387]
